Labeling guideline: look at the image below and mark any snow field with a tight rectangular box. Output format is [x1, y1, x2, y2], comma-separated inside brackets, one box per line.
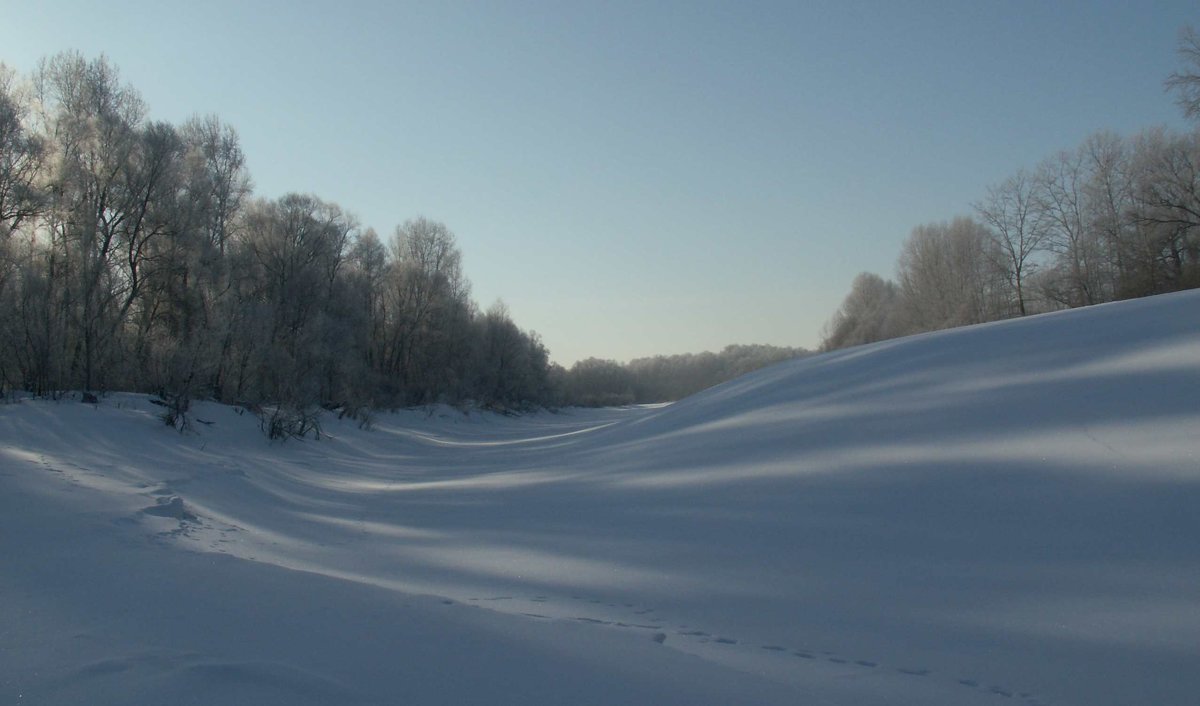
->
[2, 290, 1199, 705]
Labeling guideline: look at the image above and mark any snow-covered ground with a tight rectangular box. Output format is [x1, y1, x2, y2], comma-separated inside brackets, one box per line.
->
[2, 290, 1198, 705]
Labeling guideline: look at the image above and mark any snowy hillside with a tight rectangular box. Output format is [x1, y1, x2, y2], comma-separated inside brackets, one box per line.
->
[2, 290, 1198, 706]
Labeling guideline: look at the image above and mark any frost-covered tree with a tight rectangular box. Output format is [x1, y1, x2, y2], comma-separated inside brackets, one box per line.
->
[558, 344, 808, 405]
[975, 170, 1050, 315]
[233, 194, 355, 406]
[0, 52, 565, 414]
[821, 272, 905, 351]
[0, 66, 46, 394]
[897, 217, 1005, 331]
[471, 302, 551, 410]
[1033, 148, 1110, 307]
[160, 116, 252, 403]
[31, 52, 151, 392]
[1166, 26, 1200, 123]
[1127, 128, 1200, 293]
[380, 217, 472, 403]
[564, 358, 635, 407]
[0, 64, 44, 239]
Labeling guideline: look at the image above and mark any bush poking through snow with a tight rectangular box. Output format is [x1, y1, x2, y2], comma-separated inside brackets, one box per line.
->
[153, 393, 193, 433]
[339, 404, 374, 431]
[321, 401, 374, 430]
[258, 404, 322, 441]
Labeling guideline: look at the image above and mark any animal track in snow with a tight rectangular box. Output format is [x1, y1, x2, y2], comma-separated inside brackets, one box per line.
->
[457, 590, 1051, 706]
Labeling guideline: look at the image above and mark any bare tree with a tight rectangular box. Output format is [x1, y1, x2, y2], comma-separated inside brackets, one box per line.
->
[471, 302, 542, 409]
[180, 115, 250, 256]
[1076, 132, 1138, 297]
[382, 217, 471, 403]
[0, 65, 45, 239]
[1033, 148, 1111, 307]
[32, 52, 149, 392]
[897, 217, 1005, 331]
[1166, 26, 1200, 122]
[0, 66, 46, 393]
[236, 194, 355, 405]
[975, 170, 1050, 316]
[344, 228, 388, 381]
[1127, 128, 1200, 291]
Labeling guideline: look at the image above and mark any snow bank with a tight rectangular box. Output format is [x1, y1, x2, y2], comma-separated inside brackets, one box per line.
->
[2, 290, 1198, 705]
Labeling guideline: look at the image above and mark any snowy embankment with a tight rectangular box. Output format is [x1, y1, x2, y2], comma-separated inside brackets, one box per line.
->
[2, 290, 1198, 706]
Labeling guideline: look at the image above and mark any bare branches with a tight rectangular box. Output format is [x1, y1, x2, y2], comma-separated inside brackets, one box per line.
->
[1166, 26, 1200, 122]
[975, 170, 1051, 316]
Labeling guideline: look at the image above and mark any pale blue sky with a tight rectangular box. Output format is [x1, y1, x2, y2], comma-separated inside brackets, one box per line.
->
[1, 1, 1194, 364]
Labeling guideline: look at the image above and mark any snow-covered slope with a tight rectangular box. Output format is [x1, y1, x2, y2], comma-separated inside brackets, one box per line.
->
[3, 290, 1198, 705]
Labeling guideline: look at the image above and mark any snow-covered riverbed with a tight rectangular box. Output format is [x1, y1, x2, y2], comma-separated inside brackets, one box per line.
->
[3, 290, 1198, 705]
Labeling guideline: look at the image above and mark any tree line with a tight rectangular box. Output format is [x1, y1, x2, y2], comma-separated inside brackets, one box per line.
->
[822, 28, 1200, 351]
[560, 344, 810, 407]
[0, 52, 561, 427]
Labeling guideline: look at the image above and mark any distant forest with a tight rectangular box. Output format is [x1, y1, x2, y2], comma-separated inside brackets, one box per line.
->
[0, 52, 805, 427]
[820, 27, 1200, 351]
[561, 345, 809, 407]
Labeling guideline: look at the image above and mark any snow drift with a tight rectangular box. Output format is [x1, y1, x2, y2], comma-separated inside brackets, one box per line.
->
[2, 290, 1198, 705]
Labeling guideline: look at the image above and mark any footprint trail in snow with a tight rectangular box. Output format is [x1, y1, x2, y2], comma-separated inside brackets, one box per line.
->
[458, 591, 1051, 706]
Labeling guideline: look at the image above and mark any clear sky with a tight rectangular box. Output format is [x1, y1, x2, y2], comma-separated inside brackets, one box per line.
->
[1, 1, 1194, 365]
